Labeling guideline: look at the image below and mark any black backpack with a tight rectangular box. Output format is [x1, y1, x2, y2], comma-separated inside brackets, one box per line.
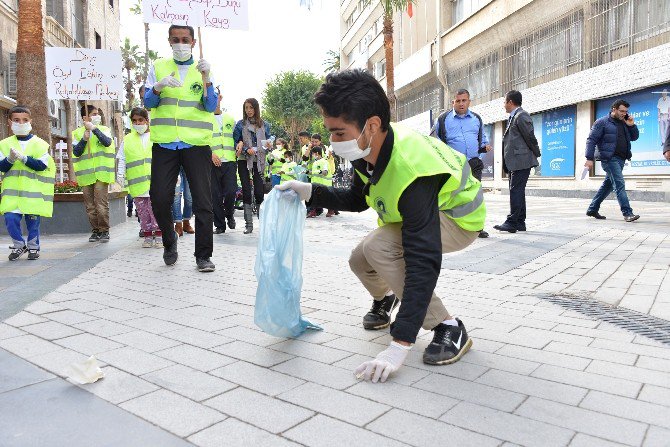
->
[434, 109, 485, 153]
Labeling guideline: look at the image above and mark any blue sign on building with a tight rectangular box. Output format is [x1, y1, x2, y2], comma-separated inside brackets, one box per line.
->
[529, 106, 576, 177]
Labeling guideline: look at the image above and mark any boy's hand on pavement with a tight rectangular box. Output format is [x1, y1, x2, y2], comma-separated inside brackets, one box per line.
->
[354, 342, 411, 383]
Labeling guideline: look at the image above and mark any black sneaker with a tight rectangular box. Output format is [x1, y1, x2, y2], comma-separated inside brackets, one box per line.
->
[227, 216, 236, 230]
[99, 231, 110, 243]
[88, 232, 100, 242]
[478, 230, 489, 238]
[8, 245, 28, 261]
[587, 210, 606, 220]
[196, 257, 216, 272]
[27, 249, 40, 260]
[127, 209, 132, 217]
[214, 227, 225, 234]
[163, 237, 178, 266]
[362, 294, 399, 330]
[624, 214, 640, 222]
[423, 319, 472, 365]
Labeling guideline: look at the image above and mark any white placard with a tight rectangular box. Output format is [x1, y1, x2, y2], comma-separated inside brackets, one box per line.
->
[143, 0, 249, 30]
[45, 48, 123, 101]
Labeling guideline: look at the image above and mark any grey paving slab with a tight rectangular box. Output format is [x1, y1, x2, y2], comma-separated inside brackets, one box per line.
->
[141, 364, 237, 402]
[188, 418, 300, 447]
[0, 348, 54, 393]
[284, 414, 409, 447]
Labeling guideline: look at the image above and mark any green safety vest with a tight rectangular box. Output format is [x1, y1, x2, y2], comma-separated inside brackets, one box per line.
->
[211, 113, 236, 163]
[150, 58, 214, 147]
[311, 157, 332, 186]
[280, 161, 297, 182]
[124, 131, 152, 197]
[268, 149, 285, 175]
[0, 136, 55, 217]
[357, 123, 485, 232]
[72, 125, 115, 186]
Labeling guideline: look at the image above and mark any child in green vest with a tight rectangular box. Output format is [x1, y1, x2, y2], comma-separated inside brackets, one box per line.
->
[0, 106, 55, 260]
[116, 108, 161, 248]
[279, 150, 297, 183]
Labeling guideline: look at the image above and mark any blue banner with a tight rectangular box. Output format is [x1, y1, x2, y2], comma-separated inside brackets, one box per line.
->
[530, 106, 576, 177]
[481, 124, 494, 179]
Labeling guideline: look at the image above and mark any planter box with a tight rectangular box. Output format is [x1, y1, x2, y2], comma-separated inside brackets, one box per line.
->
[0, 191, 128, 235]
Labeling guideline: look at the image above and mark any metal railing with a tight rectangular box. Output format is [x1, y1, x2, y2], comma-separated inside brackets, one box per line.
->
[447, 50, 499, 104]
[397, 79, 444, 122]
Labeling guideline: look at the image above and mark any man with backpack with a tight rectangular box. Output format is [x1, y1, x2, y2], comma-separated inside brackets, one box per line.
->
[431, 89, 491, 238]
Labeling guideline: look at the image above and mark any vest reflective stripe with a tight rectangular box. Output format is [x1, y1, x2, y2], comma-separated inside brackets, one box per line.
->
[123, 131, 152, 197]
[72, 125, 115, 186]
[310, 159, 332, 186]
[269, 149, 284, 175]
[150, 58, 214, 146]
[212, 113, 237, 163]
[127, 175, 150, 186]
[0, 136, 55, 217]
[126, 158, 152, 169]
[223, 132, 233, 138]
[443, 188, 484, 219]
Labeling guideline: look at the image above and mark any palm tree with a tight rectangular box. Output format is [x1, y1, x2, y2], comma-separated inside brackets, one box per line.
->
[16, 0, 50, 143]
[121, 38, 142, 112]
[322, 49, 340, 74]
[130, 0, 151, 81]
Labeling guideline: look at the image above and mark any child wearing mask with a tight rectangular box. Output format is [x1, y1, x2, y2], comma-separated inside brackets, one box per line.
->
[116, 108, 161, 248]
[279, 150, 297, 183]
[0, 106, 55, 260]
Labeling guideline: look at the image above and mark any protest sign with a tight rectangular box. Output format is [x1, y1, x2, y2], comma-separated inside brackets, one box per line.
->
[45, 48, 123, 102]
[143, 0, 249, 30]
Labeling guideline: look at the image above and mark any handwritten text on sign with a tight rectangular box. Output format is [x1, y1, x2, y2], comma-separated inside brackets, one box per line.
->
[143, 0, 249, 30]
[45, 48, 123, 101]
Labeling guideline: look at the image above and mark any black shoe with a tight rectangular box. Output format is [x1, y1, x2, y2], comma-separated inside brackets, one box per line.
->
[423, 319, 472, 365]
[88, 232, 100, 242]
[99, 232, 110, 243]
[196, 257, 216, 272]
[478, 230, 489, 238]
[8, 245, 28, 261]
[624, 214, 640, 222]
[493, 223, 517, 233]
[587, 210, 606, 220]
[227, 216, 236, 230]
[516, 224, 526, 232]
[163, 237, 178, 266]
[127, 209, 132, 217]
[27, 249, 40, 260]
[214, 227, 225, 234]
[362, 294, 399, 330]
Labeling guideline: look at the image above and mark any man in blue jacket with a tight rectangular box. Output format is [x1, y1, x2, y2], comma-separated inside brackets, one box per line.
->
[585, 99, 640, 222]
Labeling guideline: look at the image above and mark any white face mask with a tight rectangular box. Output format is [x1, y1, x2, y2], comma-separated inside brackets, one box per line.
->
[330, 122, 372, 161]
[276, 145, 283, 150]
[172, 43, 192, 62]
[90, 115, 102, 126]
[11, 122, 32, 136]
[133, 124, 148, 134]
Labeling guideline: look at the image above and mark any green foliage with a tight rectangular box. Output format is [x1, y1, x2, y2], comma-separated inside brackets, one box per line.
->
[363, 0, 415, 17]
[322, 49, 340, 74]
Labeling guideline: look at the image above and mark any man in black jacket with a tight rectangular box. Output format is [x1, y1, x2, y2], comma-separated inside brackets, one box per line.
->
[494, 90, 540, 233]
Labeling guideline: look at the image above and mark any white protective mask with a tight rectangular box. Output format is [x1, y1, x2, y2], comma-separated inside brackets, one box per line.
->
[11, 122, 32, 136]
[133, 124, 148, 134]
[330, 122, 372, 161]
[90, 115, 102, 126]
[172, 43, 192, 62]
[276, 145, 283, 150]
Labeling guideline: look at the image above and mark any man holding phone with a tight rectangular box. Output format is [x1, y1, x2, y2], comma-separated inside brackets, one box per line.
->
[584, 99, 640, 222]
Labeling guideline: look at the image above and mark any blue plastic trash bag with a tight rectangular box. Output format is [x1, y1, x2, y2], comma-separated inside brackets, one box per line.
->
[254, 188, 323, 337]
[293, 165, 309, 183]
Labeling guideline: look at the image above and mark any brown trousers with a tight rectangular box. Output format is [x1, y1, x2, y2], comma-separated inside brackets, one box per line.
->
[82, 181, 110, 232]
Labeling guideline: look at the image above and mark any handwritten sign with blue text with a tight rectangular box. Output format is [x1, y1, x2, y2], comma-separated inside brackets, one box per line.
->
[143, 0, 249, 30]
[45, 48, 123, 101]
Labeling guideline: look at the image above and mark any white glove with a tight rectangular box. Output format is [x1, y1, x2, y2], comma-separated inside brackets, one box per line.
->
[84, 121, 96, 131]
[197, 59, 211, 79]
[8, 148, 24, 163]
[154, 72, 183, 92]
[275, 180, 312, 202]
[354, 342, 411, 383]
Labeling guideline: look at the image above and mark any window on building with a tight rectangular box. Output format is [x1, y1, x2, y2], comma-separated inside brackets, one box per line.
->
[451, 0, 489, 26]
[0, 0, 18, 11]
[8, 52, 17, 98]
[72, 0, 85, 45]
[46, 0, 65, 25]
[95, 32, 102, 49]
[448, 51, 499, 104]
[633, 0, 670, 39]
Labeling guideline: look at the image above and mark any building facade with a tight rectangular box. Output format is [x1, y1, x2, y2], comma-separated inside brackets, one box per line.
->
[340, 0, 670, 201]
[0, 0, 120, 180]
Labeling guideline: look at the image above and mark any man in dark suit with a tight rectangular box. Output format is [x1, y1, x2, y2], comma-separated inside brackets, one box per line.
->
[494, 90, 540, 233]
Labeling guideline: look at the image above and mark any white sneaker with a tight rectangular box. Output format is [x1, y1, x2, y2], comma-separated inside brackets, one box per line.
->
[142, 237, 153, 248]
[153, 237, 163, 249]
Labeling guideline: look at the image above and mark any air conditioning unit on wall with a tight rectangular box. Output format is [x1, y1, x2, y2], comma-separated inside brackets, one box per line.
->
[49, 99, 60, 119]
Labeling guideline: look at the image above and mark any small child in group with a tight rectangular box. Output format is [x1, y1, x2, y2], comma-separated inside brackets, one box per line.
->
[0, 106, 55, 260]
[116, 107, 162, 248]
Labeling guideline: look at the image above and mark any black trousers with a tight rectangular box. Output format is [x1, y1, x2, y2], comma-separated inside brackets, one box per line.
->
[468, 157, 484, 182]
[150, 144, 213, 259]
[237, 160, 264, 205]
[505, 168, 531, 227]
[211, 161, 237, 228]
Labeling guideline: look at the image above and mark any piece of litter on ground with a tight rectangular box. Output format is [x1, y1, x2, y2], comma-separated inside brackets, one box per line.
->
[66, 356, 104, 384]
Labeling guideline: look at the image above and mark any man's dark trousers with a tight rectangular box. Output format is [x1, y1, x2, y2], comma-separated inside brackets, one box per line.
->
[505, 168, 531, 229]
[211, 161, 237, 228]
[150, 144, 214, 259]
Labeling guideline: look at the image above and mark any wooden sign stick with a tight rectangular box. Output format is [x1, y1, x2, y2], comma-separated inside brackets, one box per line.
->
[198, 27, 208, 98]
[84, 100, 91, 156]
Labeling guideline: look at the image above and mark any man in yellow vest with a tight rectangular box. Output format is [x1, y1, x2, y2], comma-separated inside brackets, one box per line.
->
[72, 105, 115, 243]
[144, 24, 216, 272]
[278, 69, 486, 382]
[0, 106, 55, 260]
[212, 93, 238, 234]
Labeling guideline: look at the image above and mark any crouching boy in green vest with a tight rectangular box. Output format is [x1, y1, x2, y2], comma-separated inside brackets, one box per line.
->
[0, 106, 55, 261]
[72, 104, 116, 243]
[278, 69, 486, 383]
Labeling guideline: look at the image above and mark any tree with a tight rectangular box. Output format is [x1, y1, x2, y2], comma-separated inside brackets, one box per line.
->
[16, 0, 50, 143]
[121, 38, 142, 112]
[322, 49, 340, 74]
[130, 0, 151, 81]
[262, 71, 323, 149]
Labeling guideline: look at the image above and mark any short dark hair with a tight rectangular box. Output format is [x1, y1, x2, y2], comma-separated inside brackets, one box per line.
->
[284, 150, 293, 158]
[314, 69, 390, 132]
[168, 25, 194, 39]
[505, 90, 522, 106]
[298, 131, 310, 138]
[455, 89, 470, 98]
[311, 146, 323, 156]
[8, 106, 31, 118]
[311, 133, 322, 141]
[80, 104, 97, 118]
[130, 107, 149, 121]
[611, 99, 630, 110]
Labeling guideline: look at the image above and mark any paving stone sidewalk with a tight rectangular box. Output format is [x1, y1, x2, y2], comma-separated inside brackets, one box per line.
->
[1, 193, 669, 447]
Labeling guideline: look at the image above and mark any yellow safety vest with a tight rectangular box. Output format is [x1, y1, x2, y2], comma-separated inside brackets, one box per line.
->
[72, 125, 115, 186]
[268, 149, 285, 175]
[311, 158, 332, 186]
[280, 161, 297, 182]
[356, 123, 486, 231]
[150, 58, 214, 147]
[0, 136, 55, 217]
[124, 131, 152, 197]
[211, 113, 236, 163]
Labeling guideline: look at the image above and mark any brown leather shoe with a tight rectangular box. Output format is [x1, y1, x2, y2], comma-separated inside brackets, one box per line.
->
[175, 222, 184, 237]
[326, 210, 335, 217]
[183, 219, 195, 234]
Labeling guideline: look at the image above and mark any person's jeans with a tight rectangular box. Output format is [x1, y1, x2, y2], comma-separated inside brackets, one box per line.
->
[82, 181, 110, 232]
[504, 168, 530, 228]
[271, 174, 281, 187]
[588, 156, 633, 216]
[172, 167, 193, 222]
[4, 212, 41, 249]
[237, 160, 264, 206]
